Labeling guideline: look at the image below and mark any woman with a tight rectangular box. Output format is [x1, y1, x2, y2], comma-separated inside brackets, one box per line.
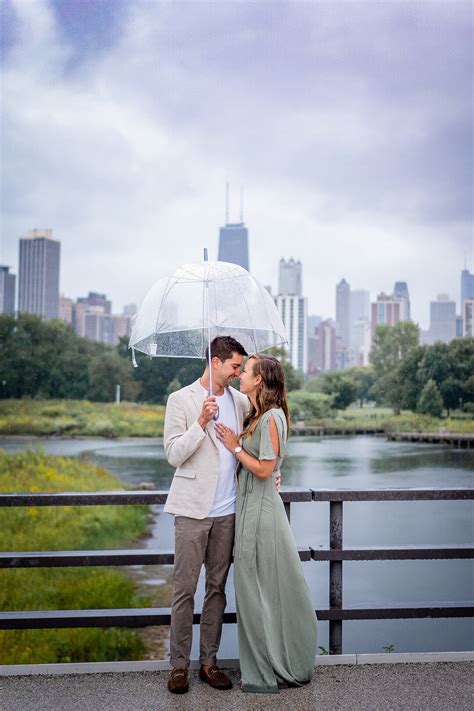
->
[215, 354, 317, 694]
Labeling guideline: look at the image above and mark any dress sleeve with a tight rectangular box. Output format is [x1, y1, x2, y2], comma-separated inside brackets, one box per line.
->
[258, 411, 288, 460]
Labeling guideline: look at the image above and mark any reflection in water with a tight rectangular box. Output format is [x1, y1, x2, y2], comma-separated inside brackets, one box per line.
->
[1, 434, 472, 654]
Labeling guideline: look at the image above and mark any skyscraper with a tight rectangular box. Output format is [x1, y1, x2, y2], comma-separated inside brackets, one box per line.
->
[349, 289, 371, 360]
[371, 292, 401, 337]
[217, 184, 250, 270]
[218, 223, 249, 271]
[274, 293, 308, 372]
[429, 294, 456, 344]
[278, 258, 302, 296]
[310, 320, 336, 372]
[335, 278, 351, 347]
[18, 229, 60, 319]
[77, 292, 112, 314]
[393, 281, 411, 321]
[0, 266, 16, 315]
[460, 269, 474, 309]
[462, 300, 474, 338]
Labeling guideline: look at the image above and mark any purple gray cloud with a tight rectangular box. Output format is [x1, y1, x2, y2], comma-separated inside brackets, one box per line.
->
[1, 0, 472, 328]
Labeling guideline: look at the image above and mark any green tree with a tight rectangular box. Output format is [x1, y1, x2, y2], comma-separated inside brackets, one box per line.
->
[369, 321, 420, 414]
[345, 366, 376, 407]
[268, 347, 303, 392]
[288, 391, 332, 421]
[87, 351, 139, 402]
[130, 353, 203, 404]
[398, 345, 427, 411]
[417, 379, 444, 417]
[316, 371, 357, 411]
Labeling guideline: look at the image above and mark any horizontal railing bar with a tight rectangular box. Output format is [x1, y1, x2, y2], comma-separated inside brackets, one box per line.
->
[310, 545, 474, 561]
[311, 489, 474, 501]
[0, 547, 312, 568]
[1, 545, 471, 568]
[1, 604, 472, 630]
[0, 489, 313, 507]
[1, 488, 473, 507]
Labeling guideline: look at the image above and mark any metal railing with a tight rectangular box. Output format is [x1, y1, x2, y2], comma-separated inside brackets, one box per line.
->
[1, 488, 473, 655]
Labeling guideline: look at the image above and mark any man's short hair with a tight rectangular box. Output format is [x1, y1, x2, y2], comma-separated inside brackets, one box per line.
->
[205, 336, 247, 363]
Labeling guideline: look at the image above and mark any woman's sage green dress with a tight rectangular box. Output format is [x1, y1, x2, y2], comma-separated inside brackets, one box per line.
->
[234, 407, 318, 694]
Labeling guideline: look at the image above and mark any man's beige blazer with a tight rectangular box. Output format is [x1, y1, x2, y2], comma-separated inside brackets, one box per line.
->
[163, 378, 249, 519]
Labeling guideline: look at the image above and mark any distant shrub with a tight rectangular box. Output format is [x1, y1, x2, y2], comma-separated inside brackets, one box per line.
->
[288, 391, 332, 422]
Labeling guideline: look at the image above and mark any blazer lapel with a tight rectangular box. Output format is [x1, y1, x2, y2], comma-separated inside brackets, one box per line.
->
[189, 379, 219, 449]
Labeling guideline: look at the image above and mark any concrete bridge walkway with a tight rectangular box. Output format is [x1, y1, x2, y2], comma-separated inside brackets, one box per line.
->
[1, 656, 472, 711]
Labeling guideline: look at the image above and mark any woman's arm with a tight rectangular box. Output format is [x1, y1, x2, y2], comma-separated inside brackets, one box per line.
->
[215, 416, 279, 481]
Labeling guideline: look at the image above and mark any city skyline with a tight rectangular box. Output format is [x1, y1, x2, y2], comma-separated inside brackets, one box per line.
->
[1, 1, 472, 329]
[3, 226, 472, 335]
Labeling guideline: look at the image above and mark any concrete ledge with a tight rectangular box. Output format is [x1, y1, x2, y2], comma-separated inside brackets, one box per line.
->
[354, 651, 474, 664]
[0, 651, 472, 676]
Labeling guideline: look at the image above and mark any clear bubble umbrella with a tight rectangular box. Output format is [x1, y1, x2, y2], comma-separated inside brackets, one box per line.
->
[129, 252, 288, 396]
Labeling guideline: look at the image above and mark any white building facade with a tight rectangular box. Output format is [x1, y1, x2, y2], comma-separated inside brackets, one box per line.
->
[274, 293, 308, 373]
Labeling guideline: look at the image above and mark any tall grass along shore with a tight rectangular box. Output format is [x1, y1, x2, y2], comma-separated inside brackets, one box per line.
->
[0, 399, 472, 438]
[0, 451, 152, 664]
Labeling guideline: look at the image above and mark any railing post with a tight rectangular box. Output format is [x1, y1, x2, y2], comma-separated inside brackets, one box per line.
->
[329, 500, 343, 654]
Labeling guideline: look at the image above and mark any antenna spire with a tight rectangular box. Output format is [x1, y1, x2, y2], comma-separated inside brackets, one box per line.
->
[240, 185, 244, 222]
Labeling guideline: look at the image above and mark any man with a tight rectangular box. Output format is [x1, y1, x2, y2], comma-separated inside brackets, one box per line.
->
[163, 336, 248, 694]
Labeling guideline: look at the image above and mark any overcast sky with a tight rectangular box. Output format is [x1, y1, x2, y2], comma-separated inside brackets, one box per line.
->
[1, 0, 472, 329]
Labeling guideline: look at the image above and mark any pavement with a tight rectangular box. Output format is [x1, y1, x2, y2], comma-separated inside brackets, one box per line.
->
[1, 662, 472, 711]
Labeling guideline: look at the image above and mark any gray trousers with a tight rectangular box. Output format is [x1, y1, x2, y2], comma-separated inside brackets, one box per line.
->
[170, 513, 235, 668]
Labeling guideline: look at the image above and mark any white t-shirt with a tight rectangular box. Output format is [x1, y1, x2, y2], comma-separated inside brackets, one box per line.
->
[206, 386, 238, 517]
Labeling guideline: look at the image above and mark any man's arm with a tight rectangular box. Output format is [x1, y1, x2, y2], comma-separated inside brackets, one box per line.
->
[164, 393, 207, 468]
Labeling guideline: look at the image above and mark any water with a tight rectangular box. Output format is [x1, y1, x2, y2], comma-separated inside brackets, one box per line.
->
[1, 435, 473, 655]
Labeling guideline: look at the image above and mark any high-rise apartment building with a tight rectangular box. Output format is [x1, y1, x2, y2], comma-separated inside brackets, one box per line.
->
[0, 266, 16, 315]
[349, 289, 370, 355]
[59, 295, 74, 325]
[351, 319, 372, 366]
[218, 223, 249, 271]
[18, 229, 60, 319]
[350, 289, 370, 323]
[123, 303, 137, 318]
[393, 281, 411, 321]
[77, 291, 112, 314]
[429, 294, 456, 344]
[462, 299, 474, 338]
[335, 278, 351, 347]
[275, 294, 308, 373]
[278, 258, 302, 296]
[461, 269, 474, 309]
[371, 292, 410, 337]
[308, 319, 336, 373]
[307, 314, 323, 337]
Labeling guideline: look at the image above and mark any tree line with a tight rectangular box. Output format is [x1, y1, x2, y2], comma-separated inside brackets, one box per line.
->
[1, 315, 473, 417]
[299, 322, 474, 418]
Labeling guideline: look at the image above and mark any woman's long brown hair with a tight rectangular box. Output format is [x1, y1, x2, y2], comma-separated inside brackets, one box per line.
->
[241, 354, 290, 439]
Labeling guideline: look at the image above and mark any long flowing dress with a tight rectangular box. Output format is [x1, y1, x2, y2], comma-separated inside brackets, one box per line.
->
[234, 407, 318, 694]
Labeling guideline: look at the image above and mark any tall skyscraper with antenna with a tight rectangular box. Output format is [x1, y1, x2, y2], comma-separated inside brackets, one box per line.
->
[217, 183, 249, 271]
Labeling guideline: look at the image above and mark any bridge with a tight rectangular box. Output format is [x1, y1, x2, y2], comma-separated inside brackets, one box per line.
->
[1, 487, 472, 709]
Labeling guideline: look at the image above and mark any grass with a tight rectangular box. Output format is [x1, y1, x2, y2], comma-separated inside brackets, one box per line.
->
[0, 399, 165, 438]
[298, 406, 474, 434]
[0, 399, 472, 438]
[0, 450, 154, 664]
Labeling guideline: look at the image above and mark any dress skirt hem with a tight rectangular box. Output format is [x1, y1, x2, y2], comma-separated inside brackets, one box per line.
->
[241, 683, 279, 694]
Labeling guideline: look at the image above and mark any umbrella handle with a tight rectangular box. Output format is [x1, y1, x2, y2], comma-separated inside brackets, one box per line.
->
[208, 391, 219, 421]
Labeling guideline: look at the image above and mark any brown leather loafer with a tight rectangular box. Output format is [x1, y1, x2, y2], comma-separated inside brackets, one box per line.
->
[168, 667, 189, 694]
[199, 664, 233, 690]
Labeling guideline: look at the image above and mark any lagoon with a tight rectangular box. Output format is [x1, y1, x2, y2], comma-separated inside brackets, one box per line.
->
[1, 435, 472, 657]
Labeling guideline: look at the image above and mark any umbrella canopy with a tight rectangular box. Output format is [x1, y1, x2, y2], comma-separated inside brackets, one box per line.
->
[129, 260, 288, 362]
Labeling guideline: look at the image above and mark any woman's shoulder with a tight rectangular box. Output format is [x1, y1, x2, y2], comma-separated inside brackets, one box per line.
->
[261, 407, 285, 425]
